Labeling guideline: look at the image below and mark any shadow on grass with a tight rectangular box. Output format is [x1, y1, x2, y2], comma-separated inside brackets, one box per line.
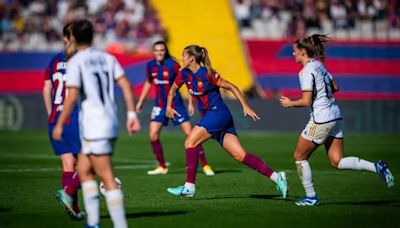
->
[321, 199, 400, 207]
[0, 208, 11, 213]
[196, 194, 291, 201]
[250, 194, 298, 201]
[101, 210, 192, 219]
[167, 169, 243, 175]
[214, 169, 243, 174]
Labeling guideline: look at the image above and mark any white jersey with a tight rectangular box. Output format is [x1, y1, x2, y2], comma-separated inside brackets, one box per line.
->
[66, 48, 125, 140]
[299, 59, 342, 124]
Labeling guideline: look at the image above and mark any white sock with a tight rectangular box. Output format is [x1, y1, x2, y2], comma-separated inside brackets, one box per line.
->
[184, 182, 195, 191]
[81, 180, 100, 226]
[105, 189, 127, 228]
[338, 157, 377, 173]
[269, 172, 278, 184]
[296, 160, 316, 197]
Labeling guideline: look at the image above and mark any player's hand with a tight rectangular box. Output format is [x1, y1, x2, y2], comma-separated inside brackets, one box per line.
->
[280, 96, 292, 108]
[166, 106, 181, 119]
[135, 102, 143, 113]
[52, 125, 63, 141]
[243, 106, 260, 121]
[187, 103, 195, 117]
[126, 118, 141, 135]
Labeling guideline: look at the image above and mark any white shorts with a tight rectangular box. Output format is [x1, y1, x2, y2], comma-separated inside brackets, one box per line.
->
[81, 138, 116, 155]
[301, 118, 344, 144]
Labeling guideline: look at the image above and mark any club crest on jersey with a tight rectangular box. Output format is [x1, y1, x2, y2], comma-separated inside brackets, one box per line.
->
[56, 62, 67, 70]
[197, 81, 203, 87]
[163, 71, 169, 78]
[151, 72, 157, 77]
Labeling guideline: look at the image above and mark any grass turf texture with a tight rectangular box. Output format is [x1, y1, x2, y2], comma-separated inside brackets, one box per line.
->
[0, 131, 399, 227]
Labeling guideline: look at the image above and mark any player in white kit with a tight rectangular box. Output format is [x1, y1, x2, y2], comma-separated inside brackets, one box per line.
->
[53, 19, 140, 227]
[280, 34, 395, 206]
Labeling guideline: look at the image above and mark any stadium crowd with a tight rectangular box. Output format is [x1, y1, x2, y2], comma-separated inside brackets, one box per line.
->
[232, 0, 400, 39]
[0, 0, 166, 52]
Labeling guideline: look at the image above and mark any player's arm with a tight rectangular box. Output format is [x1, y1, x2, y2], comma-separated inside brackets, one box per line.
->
[166, 83, 181, 118]
[280, 91, 312, 108]
[331, 79, 340, 93]
[52, 87, 79, 140]
[117, 76, 141, 134]
[135, 80, 151, 113]
[186, 91, 195, 116]
[217, 77, 260, 121]
[43, 80, 52, 116]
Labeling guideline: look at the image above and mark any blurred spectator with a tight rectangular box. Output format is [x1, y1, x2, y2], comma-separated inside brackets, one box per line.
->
[0, 0, 166, 53]
[232, 0, 400, 39]
[233, 0, 251, 27]
[330, 0, 348, 28]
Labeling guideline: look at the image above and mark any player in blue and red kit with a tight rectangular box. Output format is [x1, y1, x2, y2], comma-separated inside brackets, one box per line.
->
[43, 23, 84, 220]
[136, 41, 215, 176]
[166, 45, 288, 197]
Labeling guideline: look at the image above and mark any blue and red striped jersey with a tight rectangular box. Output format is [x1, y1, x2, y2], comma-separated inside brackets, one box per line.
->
[146, 57, 185, 109]
[44, 52, 79, 125]
[175, 66, 228, 116]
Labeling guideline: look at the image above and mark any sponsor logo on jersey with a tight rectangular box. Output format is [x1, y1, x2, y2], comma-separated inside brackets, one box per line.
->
[154, 79, 169, 85]
[188, 89, 204, 96]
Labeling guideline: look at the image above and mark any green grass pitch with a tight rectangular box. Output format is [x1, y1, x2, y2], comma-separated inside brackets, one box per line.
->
[0, 131, 399, 227]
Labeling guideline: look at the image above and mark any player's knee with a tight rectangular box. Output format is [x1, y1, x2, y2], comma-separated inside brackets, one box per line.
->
[293, 152, 304, 161]
[330, 158, 341, 168]
[149, 132, 159, 142]
[61, 156, 76, 172]
[184, 139, 197, 149]
[232, 151, 245, 162]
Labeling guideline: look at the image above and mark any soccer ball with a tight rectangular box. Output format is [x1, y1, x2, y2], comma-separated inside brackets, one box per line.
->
[99, 177, 122, 196]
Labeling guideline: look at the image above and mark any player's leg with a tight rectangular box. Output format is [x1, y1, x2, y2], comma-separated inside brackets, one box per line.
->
[222, 133, 287, 198]
[167, 126, 211, 197]
[326, 137, 395, 188]
[293, 135, 320, 206]
[147, 121, 168, 175]
[180, 121, 215, 176]
[89, 154, 127, 228]
[56, 153, 81, 218]
[59, 153, 83, 217]
[77, 153, 100, 227]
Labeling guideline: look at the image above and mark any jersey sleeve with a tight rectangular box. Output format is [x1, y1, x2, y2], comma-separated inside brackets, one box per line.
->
[112, 57, 125, 80]
[173, 61, 180, 75]
[299, 66, 313, 91]
[174, 70, 184, 88]
[44, 66, 51, 81]
[209, 72, 222, 86]
[65, 59, 81, 88]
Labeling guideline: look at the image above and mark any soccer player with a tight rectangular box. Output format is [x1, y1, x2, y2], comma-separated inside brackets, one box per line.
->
[136, 41, 215, 176]
[165, 45, 288, 198]
[43, 22, 84, 220]
[52, 19, 140, 228]
[280, 34, 395, 206]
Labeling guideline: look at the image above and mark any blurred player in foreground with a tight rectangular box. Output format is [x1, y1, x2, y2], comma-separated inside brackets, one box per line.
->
[166, 45, 288, 198]
[53, 19, 140, 228]
[136, 41, 215, 176]
[43, 22, 84, 220]
[280, 34, 395, 206]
